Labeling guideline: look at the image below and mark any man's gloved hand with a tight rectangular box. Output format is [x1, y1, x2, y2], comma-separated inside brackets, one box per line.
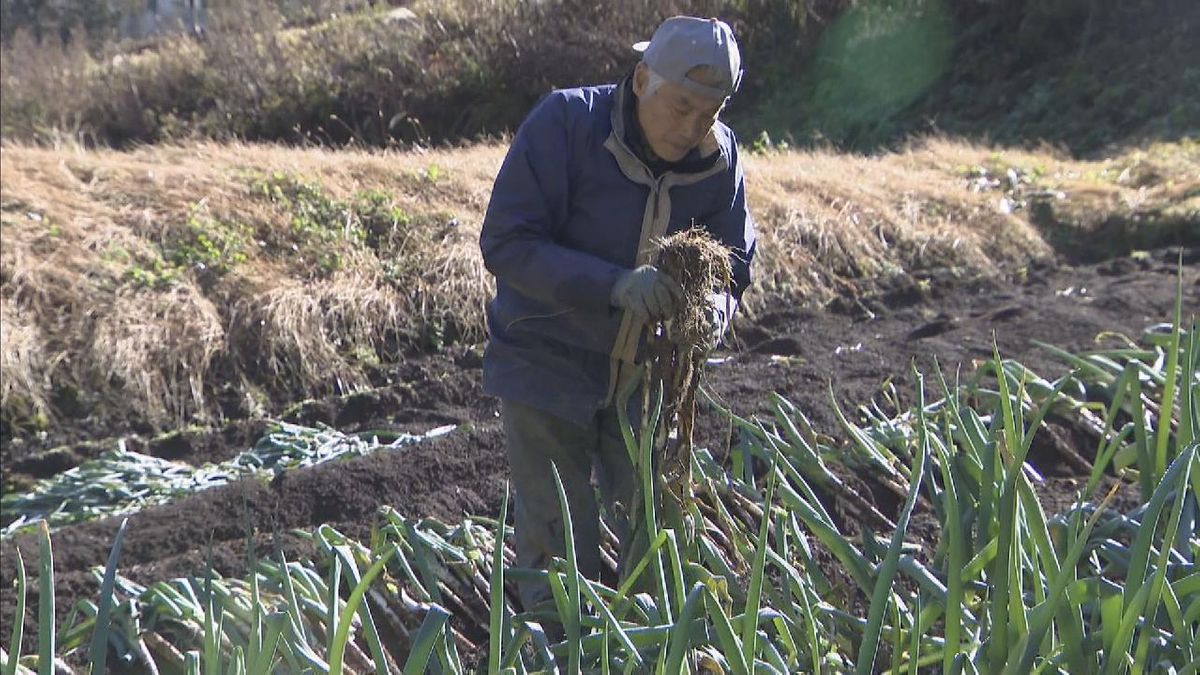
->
[704, 292, 735, 349]
[611, 265, 684, 322]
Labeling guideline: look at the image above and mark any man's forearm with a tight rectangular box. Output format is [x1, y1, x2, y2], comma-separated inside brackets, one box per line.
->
[481, 230, 625, 313]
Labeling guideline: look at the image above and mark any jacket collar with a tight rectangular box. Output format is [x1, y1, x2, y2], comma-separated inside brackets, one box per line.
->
[609, 75, 728, 181]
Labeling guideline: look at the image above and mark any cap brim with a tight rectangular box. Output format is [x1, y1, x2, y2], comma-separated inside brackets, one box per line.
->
[632, 40, 650, 52]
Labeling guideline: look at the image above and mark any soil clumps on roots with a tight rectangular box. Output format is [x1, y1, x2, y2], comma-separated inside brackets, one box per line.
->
[651, 229, 734, 477]
[658, 229, 732, 349]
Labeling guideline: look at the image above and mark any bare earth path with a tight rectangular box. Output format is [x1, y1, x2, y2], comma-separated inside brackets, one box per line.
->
[2, 247, 1197, 648]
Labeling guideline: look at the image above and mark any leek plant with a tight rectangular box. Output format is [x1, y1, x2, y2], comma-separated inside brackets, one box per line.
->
[1, 423, 454, 538]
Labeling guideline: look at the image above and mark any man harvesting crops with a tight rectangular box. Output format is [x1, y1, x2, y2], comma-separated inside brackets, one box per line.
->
[479, 15, 756, 616]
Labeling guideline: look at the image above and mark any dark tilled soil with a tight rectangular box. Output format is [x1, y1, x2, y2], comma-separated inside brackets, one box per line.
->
[1, 357, 491, 484]
[2, 247, 1196, 653]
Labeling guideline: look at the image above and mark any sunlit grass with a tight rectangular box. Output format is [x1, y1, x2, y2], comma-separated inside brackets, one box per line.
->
[5, 138, 1194, 434]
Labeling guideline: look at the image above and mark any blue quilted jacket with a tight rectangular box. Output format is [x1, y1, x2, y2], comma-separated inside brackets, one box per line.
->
[479, 78, 756, 426]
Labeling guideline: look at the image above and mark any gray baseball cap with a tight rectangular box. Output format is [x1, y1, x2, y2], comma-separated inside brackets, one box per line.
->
[633, 16, 743, 100]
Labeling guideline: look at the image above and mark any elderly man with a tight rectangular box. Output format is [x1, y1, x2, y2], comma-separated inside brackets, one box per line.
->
[479, 16, 756, 613]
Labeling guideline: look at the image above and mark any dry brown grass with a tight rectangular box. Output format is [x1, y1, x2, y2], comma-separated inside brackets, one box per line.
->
[907, 137, 1200, 258]
[0, 0, 688, 146]
[0, 299, 50, 422]
[1, 136, 1194, 433]
[89, 285, 224, 424]
[227, 269, 403, 395]
[0, 140, 496, 431]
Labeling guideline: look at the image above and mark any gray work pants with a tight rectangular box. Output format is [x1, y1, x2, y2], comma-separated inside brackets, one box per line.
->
[501, 398, 638, 612]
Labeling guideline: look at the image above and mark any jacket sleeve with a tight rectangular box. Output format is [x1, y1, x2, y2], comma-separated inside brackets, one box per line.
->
[704, 136, 757, 304]
[479, 92, 625, 313]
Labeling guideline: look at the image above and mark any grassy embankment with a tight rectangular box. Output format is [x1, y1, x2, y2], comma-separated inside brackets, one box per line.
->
[2, 138, 1197, 439]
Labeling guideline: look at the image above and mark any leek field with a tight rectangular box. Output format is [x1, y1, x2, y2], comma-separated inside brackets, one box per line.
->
[2, 262, 1196, 672]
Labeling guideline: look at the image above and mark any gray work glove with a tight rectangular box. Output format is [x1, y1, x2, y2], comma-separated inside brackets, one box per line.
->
[611, 265, 684, 322]
[705, 292, 735, 348]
